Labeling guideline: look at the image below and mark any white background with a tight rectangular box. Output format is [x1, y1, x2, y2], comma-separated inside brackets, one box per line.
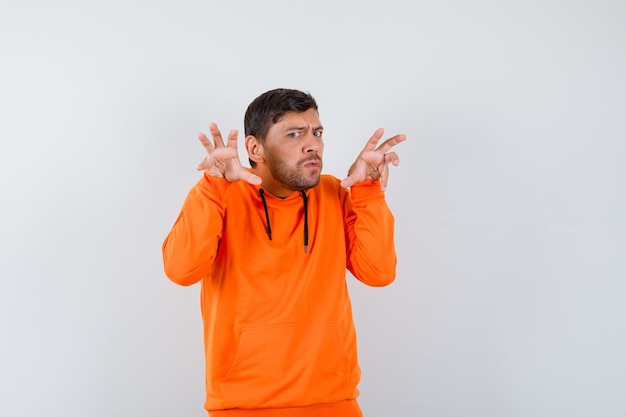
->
[1, 1, 625, 416]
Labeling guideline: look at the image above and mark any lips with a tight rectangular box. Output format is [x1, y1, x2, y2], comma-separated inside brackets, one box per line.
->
[304, 161, 321, 168]
[301, 156, 322, 168]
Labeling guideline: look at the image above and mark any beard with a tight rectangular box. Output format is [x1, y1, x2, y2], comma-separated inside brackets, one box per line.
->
[265, 149, 322, 191]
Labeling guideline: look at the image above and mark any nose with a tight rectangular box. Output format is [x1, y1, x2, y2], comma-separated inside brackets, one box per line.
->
[303, 131, 323, 153]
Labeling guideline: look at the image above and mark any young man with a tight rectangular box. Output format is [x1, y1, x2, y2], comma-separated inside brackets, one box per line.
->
[162, 89, 405, 416]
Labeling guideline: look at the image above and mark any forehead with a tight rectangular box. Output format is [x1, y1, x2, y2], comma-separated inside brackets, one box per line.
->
[273, 108, 321, 129]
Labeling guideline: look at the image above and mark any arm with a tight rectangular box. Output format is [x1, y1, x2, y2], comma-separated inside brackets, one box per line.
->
[162, 174, 227, 286]
[162, 123, 261, 286]
[342, 128, 406, 286]
[344, 180, 397, 287]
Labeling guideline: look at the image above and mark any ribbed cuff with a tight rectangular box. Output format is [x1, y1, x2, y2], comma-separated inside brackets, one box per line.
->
[349, 179, 384, 203]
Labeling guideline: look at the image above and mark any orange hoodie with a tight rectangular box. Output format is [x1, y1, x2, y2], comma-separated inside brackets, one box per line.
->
[162, 173, 396, 416]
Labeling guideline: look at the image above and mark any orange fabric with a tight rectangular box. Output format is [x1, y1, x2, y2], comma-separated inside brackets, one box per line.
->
[162, 173, 396, 414]
[209, 399, 362, 417]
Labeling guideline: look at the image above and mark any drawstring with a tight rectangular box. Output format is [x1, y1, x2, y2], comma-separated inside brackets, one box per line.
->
[259, 189, 272, 240]
[301, 190, 309, 253]
[258, 188, 309, 253]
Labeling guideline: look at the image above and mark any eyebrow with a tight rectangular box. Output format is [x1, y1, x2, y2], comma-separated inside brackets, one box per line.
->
[284, 125, 324, 132]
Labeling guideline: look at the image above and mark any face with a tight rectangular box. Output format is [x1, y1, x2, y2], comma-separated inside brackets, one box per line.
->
[262, 108, 324, 196]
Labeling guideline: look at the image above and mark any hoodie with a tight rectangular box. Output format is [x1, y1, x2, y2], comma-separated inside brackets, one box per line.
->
[162, 172, 396, 416]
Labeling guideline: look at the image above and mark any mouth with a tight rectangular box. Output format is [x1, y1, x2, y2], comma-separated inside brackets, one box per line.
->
[301, 156, 322, 168]
[303, 161, 322, 168]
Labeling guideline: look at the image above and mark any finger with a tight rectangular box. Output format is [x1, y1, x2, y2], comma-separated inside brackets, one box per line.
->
[375, 134, 406, 154]
[197, 133, 214, 170]
[240, 169, 262, 185]
[340, 175, 357, 188]
[379, 153, 400, 191]
[196, 156, 212, 171]
[198, 132, 215, 152]
[209, 122, 226, 147]
[361, 128, 385, 152]
[227, 129, 239, 150]
[380, 162, 390, 191]
[384, 151, 400, 167]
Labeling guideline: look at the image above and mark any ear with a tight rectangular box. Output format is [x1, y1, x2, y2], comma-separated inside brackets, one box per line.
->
[245, 135, 264, 164]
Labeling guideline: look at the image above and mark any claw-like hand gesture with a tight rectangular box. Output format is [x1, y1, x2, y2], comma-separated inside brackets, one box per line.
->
[340, 128, 406, 191]
[196, 122, 262, 185]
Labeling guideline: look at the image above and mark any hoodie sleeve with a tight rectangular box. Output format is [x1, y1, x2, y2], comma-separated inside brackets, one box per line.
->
[162, 173, 229, 286]
[343, 180, 397, 287]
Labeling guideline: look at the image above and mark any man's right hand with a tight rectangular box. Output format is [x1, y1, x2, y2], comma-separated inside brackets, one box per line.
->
[196, 122, 262, 185]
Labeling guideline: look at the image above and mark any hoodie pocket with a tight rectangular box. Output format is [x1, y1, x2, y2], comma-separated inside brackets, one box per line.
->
[220, 321, 353, 408]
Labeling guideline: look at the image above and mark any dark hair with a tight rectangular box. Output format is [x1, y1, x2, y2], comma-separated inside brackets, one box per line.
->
[245, 89, 318, 166]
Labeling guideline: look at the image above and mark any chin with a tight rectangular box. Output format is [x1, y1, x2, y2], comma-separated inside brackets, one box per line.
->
[294, 176, 320, 191]
[306, 176, 321, 189]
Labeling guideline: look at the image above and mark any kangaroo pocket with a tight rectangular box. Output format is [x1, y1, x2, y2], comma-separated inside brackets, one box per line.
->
[220, 321, 353, 408]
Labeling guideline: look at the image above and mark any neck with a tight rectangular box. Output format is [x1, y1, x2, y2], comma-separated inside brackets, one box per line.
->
[252, 166, 293, 198]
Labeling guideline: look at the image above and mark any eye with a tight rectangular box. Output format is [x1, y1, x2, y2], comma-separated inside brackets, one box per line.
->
[288, 132, 301, 138]
[313, 131, 323, 137]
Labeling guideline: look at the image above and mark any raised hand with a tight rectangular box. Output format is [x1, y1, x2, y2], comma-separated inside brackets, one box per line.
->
[340, 128, 406, 191]
[196, 122, 262, 185]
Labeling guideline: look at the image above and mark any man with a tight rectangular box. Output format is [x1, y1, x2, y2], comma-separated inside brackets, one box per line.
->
[162, 88, 405, 416]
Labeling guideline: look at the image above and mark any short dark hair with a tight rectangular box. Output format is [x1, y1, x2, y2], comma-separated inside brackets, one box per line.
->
[245, 89, 318, 166]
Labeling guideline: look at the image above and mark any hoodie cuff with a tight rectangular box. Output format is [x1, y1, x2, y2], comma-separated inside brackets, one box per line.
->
[198, 171, 230, 199]
[349, 179, 384, 203]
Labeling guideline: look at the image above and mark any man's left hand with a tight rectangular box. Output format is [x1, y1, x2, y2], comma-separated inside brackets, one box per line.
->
[340, 128, 406, 191]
